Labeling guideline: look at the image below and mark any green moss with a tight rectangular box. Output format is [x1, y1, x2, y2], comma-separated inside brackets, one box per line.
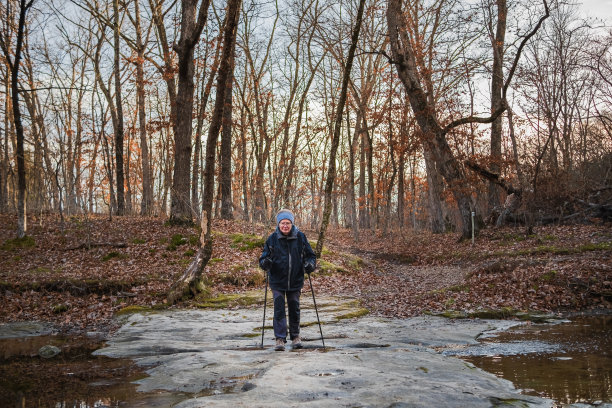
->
[52, 304, 69, 314]
[230, 233, 265, 251]
[184, 249, 195, 257]
[29, 266, 53, 274]
[115, 305, 154, 316]
[188, 235, 200, 246]
[417, 366, 429, 374]
[209, 258, 224, 265]
[308, 240, 332, 255]
[166, 234, 188, 251]
[215, 268, 265, 287]
[335, 308, 369, 320]
[1, 236, 36, 251]
[579, 241, 611, 251]
[195, 292, 261, 309]
[102, 251, 128, 261]
[345, 254, 364, 269]
[318, 260, 347, 275]
[132, 238, 146, 244]
[540, 270, 557, 281]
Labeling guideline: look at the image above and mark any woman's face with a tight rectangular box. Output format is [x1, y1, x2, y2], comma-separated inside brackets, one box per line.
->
[279, 220, 292, 235]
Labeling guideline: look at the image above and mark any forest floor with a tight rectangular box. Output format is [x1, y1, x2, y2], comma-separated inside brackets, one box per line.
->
[0, 213, 611, 336]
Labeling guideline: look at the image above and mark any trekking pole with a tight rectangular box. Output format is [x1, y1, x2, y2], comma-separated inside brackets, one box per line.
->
[308, 272, 325, 350]
[261, 271, 268, 349]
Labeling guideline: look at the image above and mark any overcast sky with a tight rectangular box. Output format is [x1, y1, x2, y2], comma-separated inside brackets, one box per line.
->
[579, 0, 612, 21]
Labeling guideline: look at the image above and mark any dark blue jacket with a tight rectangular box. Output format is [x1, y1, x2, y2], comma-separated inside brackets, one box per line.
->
[259, 225, 316, 291]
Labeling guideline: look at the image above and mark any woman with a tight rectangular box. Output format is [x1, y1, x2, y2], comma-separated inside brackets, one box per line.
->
[259, 209, 316, 351]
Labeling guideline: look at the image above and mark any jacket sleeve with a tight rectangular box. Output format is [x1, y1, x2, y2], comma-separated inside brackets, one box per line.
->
[301, 233, 317, 272]
[259, 237, 273, 270]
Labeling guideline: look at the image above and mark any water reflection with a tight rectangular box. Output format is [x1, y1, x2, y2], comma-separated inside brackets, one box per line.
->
[460, 315, 611, 405]
[0, 335, 148, 408]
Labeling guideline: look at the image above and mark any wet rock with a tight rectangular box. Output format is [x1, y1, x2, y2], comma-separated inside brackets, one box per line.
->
[0, 322, 54, 339]
[94, 296, 553, 407]
[38, 345, 61, 359]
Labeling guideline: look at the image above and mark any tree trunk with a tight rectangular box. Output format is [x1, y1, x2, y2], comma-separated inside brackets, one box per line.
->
[113, 0, 125, 216]
[0, 0, 35, 237]
[132, 0, 154, 215]
[488, 0, 507, 213]
[316, 0, 366, 257]
[169, 0, 212, 225]
[423, 147, 445, 233]
[0, 125, 6, 213]
[220, 53, 235, 220]
[168, 0, 241, 304]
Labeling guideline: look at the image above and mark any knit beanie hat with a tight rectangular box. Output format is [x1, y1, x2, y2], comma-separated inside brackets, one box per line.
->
[276, 209, 294, 225]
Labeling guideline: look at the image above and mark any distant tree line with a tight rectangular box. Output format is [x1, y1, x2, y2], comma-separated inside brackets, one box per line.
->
[1, 0, 610, 240]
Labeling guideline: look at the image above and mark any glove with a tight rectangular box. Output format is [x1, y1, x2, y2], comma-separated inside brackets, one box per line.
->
[304, 261, 315, 274]
[261, 257, 272, 271]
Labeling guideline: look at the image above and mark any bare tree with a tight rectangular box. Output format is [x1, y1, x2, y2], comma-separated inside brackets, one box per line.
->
[387, 0, 549, 239]
[169, 0, 211, 224]
[168, 0, 241, 304]
[0, 0, 35, 237]
[486, 0, 507, 213]
[316, 0, 366, 257]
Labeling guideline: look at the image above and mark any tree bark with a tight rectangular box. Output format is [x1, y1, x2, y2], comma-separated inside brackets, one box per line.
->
[387, 0, 548, 240]
[488, 0, 507, 213]
[316, 0, 366, 257]
[0, 0, 35, 237]
[168, 0, 241, 304]
[131, 0, 154, 215]
[113, 0, 125, 215]
[169, 0, 211, 225]
[220, 52, 235, 220]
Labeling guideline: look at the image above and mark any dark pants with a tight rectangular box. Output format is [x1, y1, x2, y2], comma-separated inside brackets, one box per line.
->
[272, 289, 300, 341]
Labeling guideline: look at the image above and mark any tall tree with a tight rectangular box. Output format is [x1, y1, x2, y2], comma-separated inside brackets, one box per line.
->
[487, 0, 507, 213]
[169, 0, 212, 224]
[316, 0, 366, 257]
[168, 0, 241, 304]
[220, 48, 235, 219]
[0, 0, 35, 237]
[112, 0, 126, 215]
[387, 0, 549, 239]
[129, 0, 154, 215]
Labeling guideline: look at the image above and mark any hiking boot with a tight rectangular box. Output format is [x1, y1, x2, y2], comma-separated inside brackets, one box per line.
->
[274, 338, 285, 351]
[292, 336, 303, 349]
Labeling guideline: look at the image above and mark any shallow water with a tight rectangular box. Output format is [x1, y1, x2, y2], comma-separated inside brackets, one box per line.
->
[457, 315, 611, 405]
[0, 334, 182, 408]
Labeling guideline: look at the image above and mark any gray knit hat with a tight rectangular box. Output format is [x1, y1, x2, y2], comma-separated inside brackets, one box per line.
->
[276, 208, 294, 225]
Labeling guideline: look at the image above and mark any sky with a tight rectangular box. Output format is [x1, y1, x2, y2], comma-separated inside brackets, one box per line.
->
[579, 0, 612, 21]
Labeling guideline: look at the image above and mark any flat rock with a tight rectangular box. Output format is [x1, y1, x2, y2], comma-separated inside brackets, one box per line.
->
[94, 296, 552, 407]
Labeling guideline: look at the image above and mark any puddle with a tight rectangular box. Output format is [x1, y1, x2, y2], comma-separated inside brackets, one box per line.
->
[0, 334, 181, 408]
[452, 315, 611, 405]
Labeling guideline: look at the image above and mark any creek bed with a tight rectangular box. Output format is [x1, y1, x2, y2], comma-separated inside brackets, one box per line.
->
[448, 314, 611, 406]
[0, 333, 180, 408]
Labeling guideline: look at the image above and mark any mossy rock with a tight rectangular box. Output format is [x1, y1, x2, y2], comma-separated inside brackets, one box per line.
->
[335, 308, 369, 320]
[317, 260, 347, 275]
[195, 292, 261, 309]
[115, 305, 166, 317]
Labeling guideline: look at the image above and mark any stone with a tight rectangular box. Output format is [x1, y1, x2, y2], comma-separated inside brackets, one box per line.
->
[93, 296, 553, 407]
[38, 345, 61, 359]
